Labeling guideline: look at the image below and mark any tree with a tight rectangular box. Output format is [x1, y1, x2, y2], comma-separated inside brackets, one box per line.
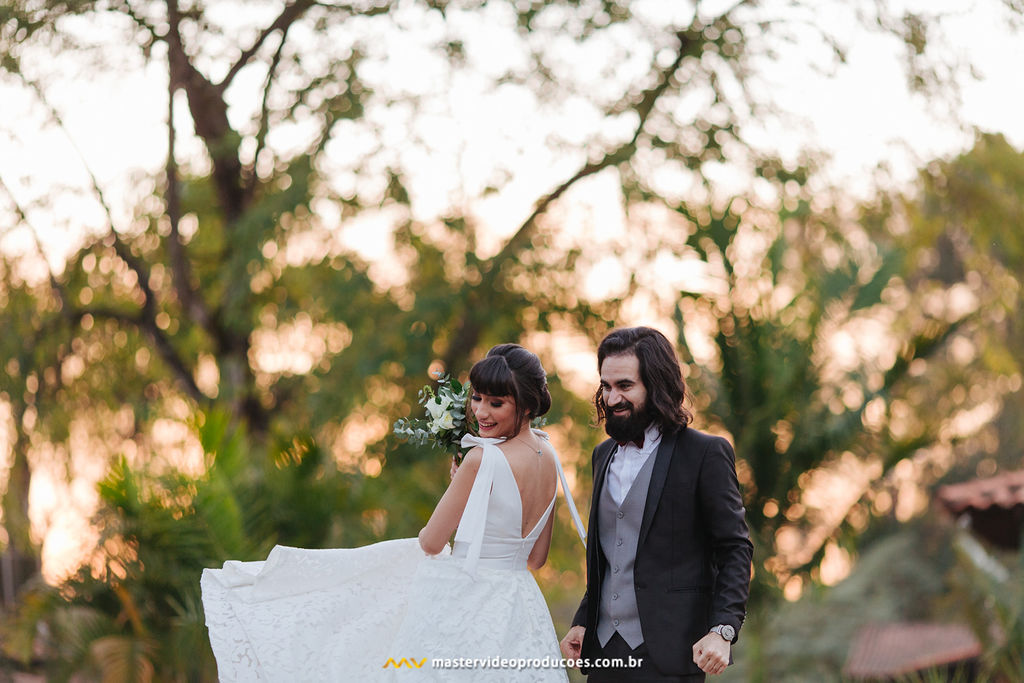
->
[1, 410, 364, 681]
[700, 133, 1024, 679]
[1, 0, 1020, 653]
[630, 184, 959, 605]
[898, 133, 1024, 475]
[727, 517, 960, 682]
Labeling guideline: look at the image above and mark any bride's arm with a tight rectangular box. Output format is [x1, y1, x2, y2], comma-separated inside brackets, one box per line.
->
[526, 512, 555, 570]
[417, 446, 483, 555]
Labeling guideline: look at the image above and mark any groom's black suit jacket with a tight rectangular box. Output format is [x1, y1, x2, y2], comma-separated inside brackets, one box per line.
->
[571, 425, 753, 676]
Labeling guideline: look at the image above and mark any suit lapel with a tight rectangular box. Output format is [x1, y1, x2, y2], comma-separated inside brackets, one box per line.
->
[593, 439, 616, 494]
[588, 439, 617, 564]
[639, 427, 680, 547]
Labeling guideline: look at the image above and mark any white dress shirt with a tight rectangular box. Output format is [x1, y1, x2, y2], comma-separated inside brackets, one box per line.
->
[606, 423, 662, 506]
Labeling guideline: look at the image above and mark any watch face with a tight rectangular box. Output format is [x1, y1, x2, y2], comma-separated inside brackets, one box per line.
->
[722, 625, 736, 641]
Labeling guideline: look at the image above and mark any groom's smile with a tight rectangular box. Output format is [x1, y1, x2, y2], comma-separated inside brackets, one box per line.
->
[609, 402, 635, 416]
[599, 353, 650, 443]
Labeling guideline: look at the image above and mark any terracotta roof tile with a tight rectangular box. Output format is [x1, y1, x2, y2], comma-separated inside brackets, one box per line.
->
[936, 469, 1024, 515]
[844, 622, 981, 678]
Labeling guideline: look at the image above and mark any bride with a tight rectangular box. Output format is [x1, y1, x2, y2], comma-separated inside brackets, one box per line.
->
[201, 344, 585, 681]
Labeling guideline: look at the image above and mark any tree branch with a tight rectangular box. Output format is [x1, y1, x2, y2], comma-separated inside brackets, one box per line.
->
[481, 28, 692, 282]
[166, 0, 245, 222]
[165, 77, 213, 333]
[439, 23, 706, 370]
[110, 0, 161, 43]
[245, 29, 290, 197]
[217, 0, 315, 92]
[14, 74, 165, 333]
[1, 175, 206, 404]
[440, 29, 696, 367]
[18, 74, 121, 238]
[0, 174, 70, 314]
[79, 307, 206, 403]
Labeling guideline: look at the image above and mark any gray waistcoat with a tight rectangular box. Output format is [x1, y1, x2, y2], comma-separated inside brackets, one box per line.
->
[596, 451, 657, 649]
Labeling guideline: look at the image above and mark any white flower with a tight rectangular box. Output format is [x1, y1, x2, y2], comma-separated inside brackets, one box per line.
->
[393, 374, 469, 457]
[425, 395, 453, 421]
[429, 412, 456, 433]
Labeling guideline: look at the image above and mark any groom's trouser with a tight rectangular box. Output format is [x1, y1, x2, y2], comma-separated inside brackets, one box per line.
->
[587, 632, 706, 682]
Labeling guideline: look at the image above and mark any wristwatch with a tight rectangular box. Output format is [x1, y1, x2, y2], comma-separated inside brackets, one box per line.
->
[710, 624, 736, 642]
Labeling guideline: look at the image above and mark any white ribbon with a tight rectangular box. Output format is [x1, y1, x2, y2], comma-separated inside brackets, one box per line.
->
[530, 429, 587, 545]
[454, 434, 503, 574]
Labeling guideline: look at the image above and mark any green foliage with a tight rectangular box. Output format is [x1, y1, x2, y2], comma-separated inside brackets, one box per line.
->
[896, 133, 1024, 475]
[669, 196, 959, 602]
[3, 1, 1024, 678]
[393, 374, 471, 460]
[717, 132, 1024, 683]
[727, 519, 962, 682]
[892, 664, 979, 683]
[1, 410, 360, 681]
[914, 133, 1024, 273]
[950, 530, 1024, 680]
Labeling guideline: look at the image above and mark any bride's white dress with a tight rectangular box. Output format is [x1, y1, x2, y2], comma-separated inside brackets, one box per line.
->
[201, 430, 585, 681]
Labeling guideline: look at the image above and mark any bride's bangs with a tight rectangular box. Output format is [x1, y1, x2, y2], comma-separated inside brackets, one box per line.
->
[469, 356, 516, 399]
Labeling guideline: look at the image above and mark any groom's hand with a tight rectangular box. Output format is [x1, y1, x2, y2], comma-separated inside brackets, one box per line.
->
[692, 632, 730, 675]
[449, 456, 458, 480]
[560, 625, 585, 661]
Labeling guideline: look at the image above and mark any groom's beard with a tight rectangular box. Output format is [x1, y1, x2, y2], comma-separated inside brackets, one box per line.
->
[604, 400, 651, 444]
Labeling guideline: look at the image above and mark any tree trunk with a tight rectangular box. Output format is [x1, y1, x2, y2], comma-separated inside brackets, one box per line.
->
[1, 422, 39, 609]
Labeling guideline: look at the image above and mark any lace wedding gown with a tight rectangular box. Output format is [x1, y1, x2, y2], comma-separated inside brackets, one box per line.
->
[201, 430, 585, 681]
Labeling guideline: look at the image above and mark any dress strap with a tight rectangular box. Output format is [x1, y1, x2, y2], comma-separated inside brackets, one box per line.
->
[532, 429, 587, 546]
[453, 434, 503, 574]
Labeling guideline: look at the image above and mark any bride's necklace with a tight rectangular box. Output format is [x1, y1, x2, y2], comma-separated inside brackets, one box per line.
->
[514, 434, 542, 455]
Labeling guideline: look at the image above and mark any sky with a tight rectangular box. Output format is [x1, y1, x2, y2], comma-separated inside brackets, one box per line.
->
[2, 0, 1023, 273]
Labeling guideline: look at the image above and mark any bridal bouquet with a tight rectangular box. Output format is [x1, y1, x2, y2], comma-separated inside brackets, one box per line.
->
[393, 373, 472, 463]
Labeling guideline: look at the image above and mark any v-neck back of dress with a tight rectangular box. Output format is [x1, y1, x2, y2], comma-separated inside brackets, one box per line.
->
[451, 432, 557, 571]
[495, 445, 556, 540]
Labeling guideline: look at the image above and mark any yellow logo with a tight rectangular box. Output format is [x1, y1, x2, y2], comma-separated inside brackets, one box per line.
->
[382, 658, 428, 669]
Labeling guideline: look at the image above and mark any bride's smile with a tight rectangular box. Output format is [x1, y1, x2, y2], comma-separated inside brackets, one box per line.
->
[471, 392, 518, 438]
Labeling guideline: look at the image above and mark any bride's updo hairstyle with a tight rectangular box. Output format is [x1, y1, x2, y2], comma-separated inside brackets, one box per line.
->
[469, 344, 552, 436]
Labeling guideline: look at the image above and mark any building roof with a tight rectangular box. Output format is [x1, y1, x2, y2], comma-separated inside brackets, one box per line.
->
[843, 622, 981, 678]
[937, 469, 1024, 514]
[936, 469, 1024, 549]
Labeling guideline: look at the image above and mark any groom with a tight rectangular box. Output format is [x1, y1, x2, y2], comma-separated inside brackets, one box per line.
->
[560, 327, 752, 681]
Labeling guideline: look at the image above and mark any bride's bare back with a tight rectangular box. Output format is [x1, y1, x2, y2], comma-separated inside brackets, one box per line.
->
[499, 435, 558, 538]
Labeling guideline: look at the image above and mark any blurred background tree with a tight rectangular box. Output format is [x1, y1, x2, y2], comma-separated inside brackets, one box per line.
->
[899, 132, 1024, 478]
[1, 0, 1022, 679]
[714, 132, 1024, 683]
[669, 191, 956, 602]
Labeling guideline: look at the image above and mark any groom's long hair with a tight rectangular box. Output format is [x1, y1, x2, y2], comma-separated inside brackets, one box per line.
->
[594, 327, 692, 433]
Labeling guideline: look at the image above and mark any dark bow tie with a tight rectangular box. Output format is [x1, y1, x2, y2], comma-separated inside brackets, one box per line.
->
[617, 435, 644, 449]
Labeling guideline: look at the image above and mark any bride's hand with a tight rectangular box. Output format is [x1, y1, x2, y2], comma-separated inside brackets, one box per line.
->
[450, 456, 458, 480]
